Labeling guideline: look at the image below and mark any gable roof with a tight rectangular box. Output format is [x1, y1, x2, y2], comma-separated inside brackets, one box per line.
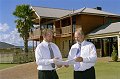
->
[89, 22, 120, 35]
[73, 7, 120, 16]
[32, 6, 72, 18]
[31, 6, 120, 20]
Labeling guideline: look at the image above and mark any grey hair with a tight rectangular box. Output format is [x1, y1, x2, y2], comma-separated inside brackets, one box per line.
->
[75, 27, 84, 35]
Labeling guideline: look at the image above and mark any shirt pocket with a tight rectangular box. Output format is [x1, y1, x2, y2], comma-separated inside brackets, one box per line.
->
[41, 48, 51, 59]
[81, 47, 90, 57]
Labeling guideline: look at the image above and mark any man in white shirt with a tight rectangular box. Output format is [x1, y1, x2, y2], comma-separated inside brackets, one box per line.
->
[35, 29, 62, 79]
[66, 28, 97, 79]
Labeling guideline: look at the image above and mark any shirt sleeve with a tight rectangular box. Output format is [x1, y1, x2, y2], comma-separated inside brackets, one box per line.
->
[35, 45, 54, 66]
[68, 46, 74, 60]
[56, 45, 62, 60]
[83, 43, 97, 63]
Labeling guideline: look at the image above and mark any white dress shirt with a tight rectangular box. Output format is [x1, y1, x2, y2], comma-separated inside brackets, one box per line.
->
[68, 40, 97, 71]
[35, 40, 62, 70]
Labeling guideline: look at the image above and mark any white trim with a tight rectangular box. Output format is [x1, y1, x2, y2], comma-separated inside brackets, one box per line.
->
[118, 36, 120, 58]
[31, 6, 40, 19]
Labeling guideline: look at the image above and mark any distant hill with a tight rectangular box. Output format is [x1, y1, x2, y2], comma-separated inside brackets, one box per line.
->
[0, 42, 33, 49]
[0, 42, 18, 49]
[17, 46, 33, 49]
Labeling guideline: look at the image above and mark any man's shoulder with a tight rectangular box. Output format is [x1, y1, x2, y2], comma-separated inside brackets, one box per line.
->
[51, 42, 58, 47]
[71, 43, 77, 48]
[84, 41, 94, 44]
[84, 41, 95, 47]
[37, 42, 44, 47]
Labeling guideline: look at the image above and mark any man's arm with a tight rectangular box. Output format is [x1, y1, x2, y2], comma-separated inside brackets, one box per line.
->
[35, 46, 55, 65]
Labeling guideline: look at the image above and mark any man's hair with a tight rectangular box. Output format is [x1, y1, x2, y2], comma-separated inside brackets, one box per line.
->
[75, 27, 84, 35]
[42, 29, 53, 36]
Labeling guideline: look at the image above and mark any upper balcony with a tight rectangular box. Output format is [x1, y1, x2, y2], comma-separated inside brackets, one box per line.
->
[29, 25, 72, 40]
[29, 28, 41, 40]
[61, 25, 72, 35]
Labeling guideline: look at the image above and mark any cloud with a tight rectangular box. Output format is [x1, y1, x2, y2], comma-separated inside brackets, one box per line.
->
[0, 23, 9, 32]
[0, 23, 33, 46]
[0, 28, 33, 46]
[0, 28, 24, 46]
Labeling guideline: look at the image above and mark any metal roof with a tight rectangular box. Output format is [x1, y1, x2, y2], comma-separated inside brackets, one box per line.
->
[89, 22, 120, 35]
[31, 6, 120, 21]
[74, 7, 120, 16]
[32, 6, 72, 18]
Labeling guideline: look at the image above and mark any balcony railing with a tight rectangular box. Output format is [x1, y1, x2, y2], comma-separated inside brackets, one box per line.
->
[62, 25, 72, 35]
[29, 28, 62, 39]
[29, 28, 41, 39]
[29, 25, 72, 40]
[53, 28, 61, 36]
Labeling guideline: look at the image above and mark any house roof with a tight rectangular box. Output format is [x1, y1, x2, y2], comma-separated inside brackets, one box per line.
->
[88, 22, 120, 35]
[32, 6, 72, 18]
[31, 6, 120, 21]
[73, 7, 120, 17]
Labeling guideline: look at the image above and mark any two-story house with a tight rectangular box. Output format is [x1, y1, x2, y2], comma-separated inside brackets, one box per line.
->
[29, 6, 120, 58]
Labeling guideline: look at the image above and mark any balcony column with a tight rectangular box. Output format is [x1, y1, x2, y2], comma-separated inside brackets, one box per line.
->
[118, 35, 120, 58]
[39, 19, 41, 42]
[70, 16, 73, 45]
[32, 40, 34, 52]
[36, 41, 37, 47]
[53, 21, 56, 36]
[60, 20, 62, 34]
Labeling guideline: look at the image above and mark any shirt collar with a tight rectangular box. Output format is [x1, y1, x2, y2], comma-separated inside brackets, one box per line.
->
[77, 40, 86, 46]
[43, 40, 52, 46]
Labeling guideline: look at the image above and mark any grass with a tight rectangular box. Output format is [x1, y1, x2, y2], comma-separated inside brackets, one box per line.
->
[0, 64, 18, 70]
[57, 61, 120, 79]
[95, 61, 120, 79]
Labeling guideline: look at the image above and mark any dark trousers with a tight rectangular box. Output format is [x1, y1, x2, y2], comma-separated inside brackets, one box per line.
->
[74, 67, 96, 79]
[38, 70, 59, 79]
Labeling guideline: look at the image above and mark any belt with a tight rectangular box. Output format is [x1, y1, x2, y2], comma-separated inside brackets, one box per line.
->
[75, 66, 94, 72]
[39, 70, 56, 72]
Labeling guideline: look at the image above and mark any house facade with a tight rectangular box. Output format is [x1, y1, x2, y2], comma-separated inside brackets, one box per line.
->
[29, 6, 120, 58]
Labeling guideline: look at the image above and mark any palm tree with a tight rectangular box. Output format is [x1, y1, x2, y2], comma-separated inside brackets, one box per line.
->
[13, 4, 34, 55]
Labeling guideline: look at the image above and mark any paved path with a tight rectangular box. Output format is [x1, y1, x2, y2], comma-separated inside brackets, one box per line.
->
[0, 62, 38, 79]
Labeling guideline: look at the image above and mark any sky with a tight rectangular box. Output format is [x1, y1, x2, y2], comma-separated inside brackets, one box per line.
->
[0, 0, 120, 46]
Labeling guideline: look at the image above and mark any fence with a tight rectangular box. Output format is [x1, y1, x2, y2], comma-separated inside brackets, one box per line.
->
[0, 52, 35, 64]
[0, 53, 14, 63]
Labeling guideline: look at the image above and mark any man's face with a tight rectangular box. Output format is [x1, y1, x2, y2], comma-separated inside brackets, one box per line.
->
[45, 32, 53, 42]
[74, 32, 84, 43]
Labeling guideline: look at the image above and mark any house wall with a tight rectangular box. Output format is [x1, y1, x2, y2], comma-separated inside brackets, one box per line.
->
[55, 36, 71, 57]
[76, 14, 104, 34]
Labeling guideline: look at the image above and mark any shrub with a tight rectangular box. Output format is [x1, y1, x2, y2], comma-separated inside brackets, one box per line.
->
[111, 45, 118, 62]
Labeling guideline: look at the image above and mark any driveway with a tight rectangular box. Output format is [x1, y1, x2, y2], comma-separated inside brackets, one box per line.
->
[0, 62, 38, 79]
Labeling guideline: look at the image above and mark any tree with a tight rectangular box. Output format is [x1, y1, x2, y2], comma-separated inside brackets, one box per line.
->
[13, 4, 34, 55]
[111, 45, 118, 62]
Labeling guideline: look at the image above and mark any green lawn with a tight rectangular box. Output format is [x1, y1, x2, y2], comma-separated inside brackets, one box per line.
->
[57, 61, 120, 79]
[0, 64, 18, 70]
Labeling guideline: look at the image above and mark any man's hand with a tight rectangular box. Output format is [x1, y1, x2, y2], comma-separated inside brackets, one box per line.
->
[53, 57, 63, 66]
[57, 65, 62, 68]
[75, 57, 83, 62]
[53, 58, 58, 64]
[64, 65, 69, 68]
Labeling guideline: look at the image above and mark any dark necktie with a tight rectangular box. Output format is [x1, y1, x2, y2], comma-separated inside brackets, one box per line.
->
[76, 43, 81, 56]
[75, 43, 81, 69]
[48, 43, 55, 68]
